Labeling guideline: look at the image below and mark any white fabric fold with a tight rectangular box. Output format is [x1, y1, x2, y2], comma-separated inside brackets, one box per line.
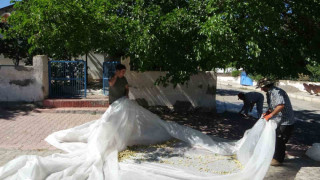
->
[0, 97, 276, 180]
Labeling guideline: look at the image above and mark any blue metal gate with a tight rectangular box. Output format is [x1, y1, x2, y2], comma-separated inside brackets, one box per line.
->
[49, 60, 87, 98]
[240, 71, 253, 86]
[103, 61, 120, 95]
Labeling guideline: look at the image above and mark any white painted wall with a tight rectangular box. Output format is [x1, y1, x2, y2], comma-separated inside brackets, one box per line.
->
[0, 54, 217, 108]
[0, 56, 48, 102]
[215, 68, 236, 73]
[126, 71, 217, 110]
[217, 74, 320, 93]
[217, 76, 242, 85]
[279, 80, 320, 92]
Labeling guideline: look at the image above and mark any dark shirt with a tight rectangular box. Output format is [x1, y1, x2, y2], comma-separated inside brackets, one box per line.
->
[267, 87, 295, 125]
[109, 77, 128, 104]
[243, 92, 264, 114]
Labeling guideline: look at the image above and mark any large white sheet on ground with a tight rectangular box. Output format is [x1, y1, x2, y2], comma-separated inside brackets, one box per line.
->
[0, 97, 277, 180]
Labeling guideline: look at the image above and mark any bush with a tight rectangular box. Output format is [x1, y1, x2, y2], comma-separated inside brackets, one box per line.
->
[231, 70, 241, 77]
[248, 74, 264, 81]
[307, 64, 320, 82]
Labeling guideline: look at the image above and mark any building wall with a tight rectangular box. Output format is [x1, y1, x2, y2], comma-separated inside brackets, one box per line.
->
[79, 53, 122, 82]
[217, 74, 320, 93]
[0, 54, 26, 66]
[0, 54, 12, 65]
[217, 76, 241, 84]
[0, 54, 217, 110]
[79, 53, 104, 81]
[0, 56, 48, 102]
[126, 71, 217, 110]
[0, 5, 13, 18]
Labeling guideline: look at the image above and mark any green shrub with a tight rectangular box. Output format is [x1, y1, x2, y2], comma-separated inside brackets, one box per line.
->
[231, 70, 241, 77]
[307, 64, 320, 82]
[248, 74, 264, 81]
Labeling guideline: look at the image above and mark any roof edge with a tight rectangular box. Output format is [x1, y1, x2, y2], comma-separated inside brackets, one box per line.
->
[0, 4, 14, 11]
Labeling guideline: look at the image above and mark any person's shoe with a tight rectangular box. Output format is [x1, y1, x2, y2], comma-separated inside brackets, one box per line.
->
[270, 159, 282, 166]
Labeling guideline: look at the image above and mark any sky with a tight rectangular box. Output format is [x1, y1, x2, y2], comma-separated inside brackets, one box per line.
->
[0, 0, 13, 9]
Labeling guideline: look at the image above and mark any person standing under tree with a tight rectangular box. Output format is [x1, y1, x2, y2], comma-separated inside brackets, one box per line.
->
[108, 64, 129, 104]
[238, 92, 264, 119]
[257, 78, 296, 166]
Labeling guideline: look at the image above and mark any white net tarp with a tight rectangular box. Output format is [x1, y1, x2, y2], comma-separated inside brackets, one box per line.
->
[0, 98, 276, 180]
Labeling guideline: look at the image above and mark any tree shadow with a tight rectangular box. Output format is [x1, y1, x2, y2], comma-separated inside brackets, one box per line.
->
[294, 110, 320, 123]
[87, 81, 103, 90]
[149, 105, 320, 156]
[148, 107, 256, 141]
[264, 155, 320, 180]
[0, 104, 41, 120]
[216, 88, 242, 96]
[289, 110, 320, 151]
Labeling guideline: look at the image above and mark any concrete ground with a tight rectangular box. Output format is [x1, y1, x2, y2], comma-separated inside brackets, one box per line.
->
[0, 107, 101, 166]
[0, 81, 320, 179]
[216, 82, 320, 180]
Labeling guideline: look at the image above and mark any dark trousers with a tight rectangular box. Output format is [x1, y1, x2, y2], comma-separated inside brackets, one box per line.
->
[274, 125, 294, 163]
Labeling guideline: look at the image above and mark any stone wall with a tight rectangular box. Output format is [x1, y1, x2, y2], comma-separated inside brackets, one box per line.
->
[0, 55, 48, 102]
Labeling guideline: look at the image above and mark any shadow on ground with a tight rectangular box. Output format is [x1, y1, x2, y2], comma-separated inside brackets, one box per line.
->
[1, 100, 319, 158]
[264, 155, 320, 180]
[0, 104, 41, 120]
[148, 106, 256, 141]
[289, 110, 320, 152]
[149, 105, 320, 157]
[216, 88, 320, 154]
[295, 110, 320, 123]
[87, 81, 103, 90]
[216, 88, 241, 96]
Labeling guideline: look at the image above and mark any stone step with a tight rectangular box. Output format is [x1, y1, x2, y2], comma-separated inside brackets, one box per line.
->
[87, 89, 105, 95]
[34, 107, 107, 114]
[43, 99, 109, 108]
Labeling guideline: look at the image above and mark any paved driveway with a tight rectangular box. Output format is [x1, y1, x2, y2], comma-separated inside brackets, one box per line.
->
[0, 108, 101, 166]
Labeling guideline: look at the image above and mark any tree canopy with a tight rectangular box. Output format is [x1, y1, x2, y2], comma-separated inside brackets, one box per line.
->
[0, 22, 32, 66]
[5, 0, 320, 85]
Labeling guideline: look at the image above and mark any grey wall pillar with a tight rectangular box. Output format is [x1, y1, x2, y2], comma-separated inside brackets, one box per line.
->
[33, 55, 49, 99]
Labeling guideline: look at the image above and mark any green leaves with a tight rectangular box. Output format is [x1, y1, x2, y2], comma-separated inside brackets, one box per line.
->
[306, 63, 320, 81]
[4, 0, 320, 84]
[0, 20, 31, 66]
